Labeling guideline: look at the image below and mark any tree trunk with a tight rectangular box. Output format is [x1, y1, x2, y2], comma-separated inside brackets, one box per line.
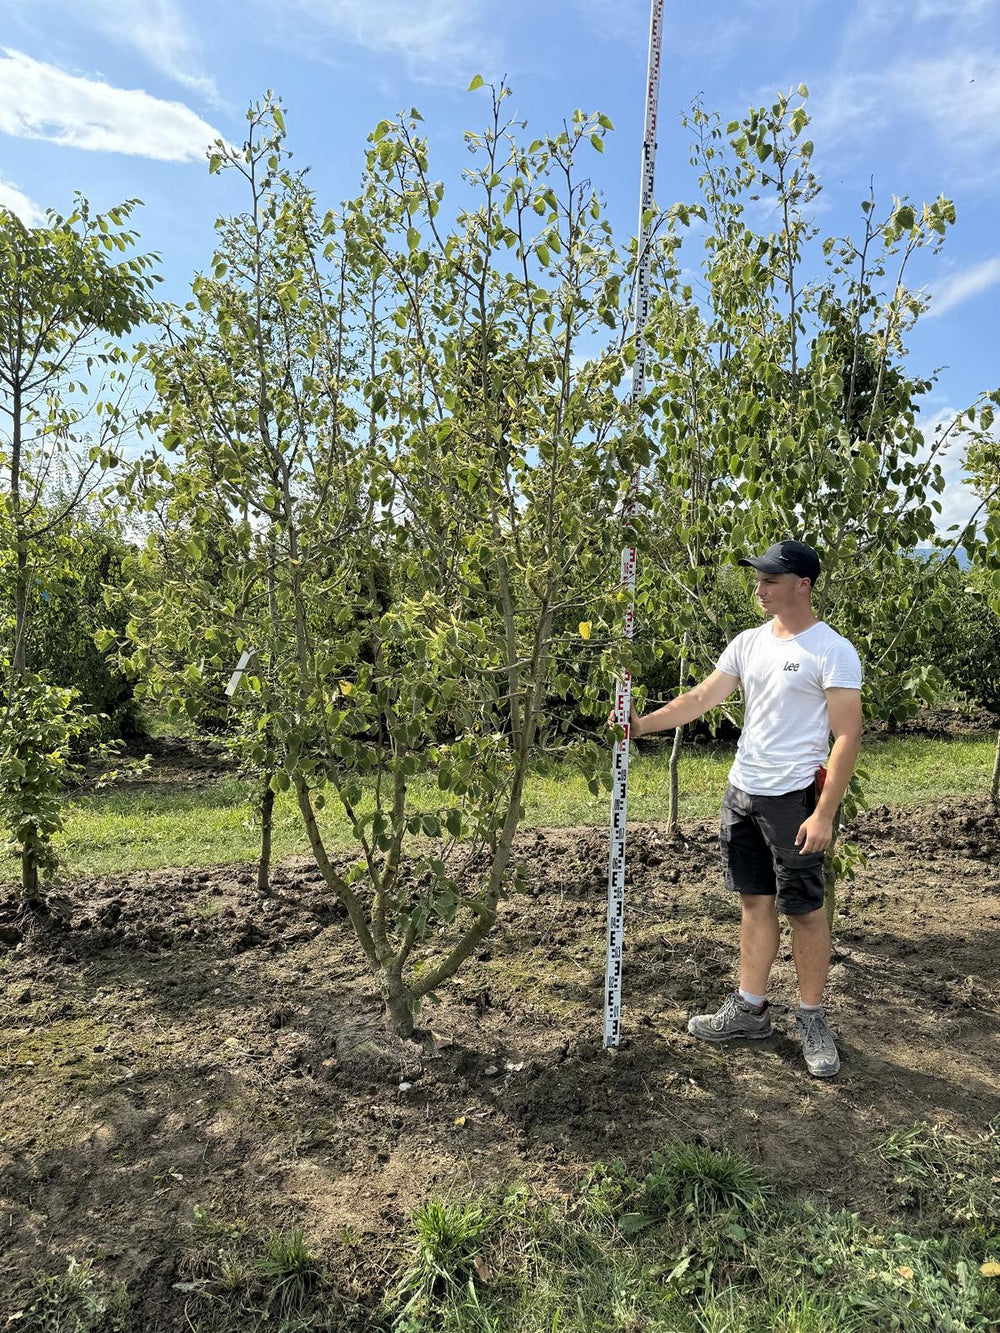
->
[13, 547, 29, 677]
[991, 727, 1000, 806]
[383, 969, 416, 1039]
[666, 645, 689, 837]
[22, 842, 39, 907]
[667, 725, 684, 837]
[11, 381, 37, 903]
[823, 805, 842, 933]
[257, 777, 275, 894]
[10, 376, 30, 678]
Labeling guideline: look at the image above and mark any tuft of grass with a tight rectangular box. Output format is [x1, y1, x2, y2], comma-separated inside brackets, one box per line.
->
[253, 1227, 324, 1318]
[392, 1198, 489, 1324]
[581, 1143, 769, 1236]
[177, 1220, 338, 1332]
[637, 1141, 770, 1224]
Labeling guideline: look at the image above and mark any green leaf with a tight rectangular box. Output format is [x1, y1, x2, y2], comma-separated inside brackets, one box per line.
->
[590, 134, 604, 153]
[895, 204, 916, 232]
[273, 107, 286, 133]
[468, 74, 485, 91]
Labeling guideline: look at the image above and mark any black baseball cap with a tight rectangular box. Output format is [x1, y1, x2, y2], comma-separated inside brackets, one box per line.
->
[739, 540, 821, 583]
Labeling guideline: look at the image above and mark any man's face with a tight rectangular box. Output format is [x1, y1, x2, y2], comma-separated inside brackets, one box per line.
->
[754, 571, 811, 616]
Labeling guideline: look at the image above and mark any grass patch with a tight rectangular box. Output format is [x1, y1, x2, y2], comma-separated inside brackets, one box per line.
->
[879, 1120, 1000, 1227]
[384, 1134, 1000, 1333]
[14, 1129, 1000, 1331]
[1, 735, 995, 881]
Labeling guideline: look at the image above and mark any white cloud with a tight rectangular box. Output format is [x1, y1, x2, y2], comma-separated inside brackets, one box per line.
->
[926, 257, 1000, 318]
[0, 177, 44, 224]
[271, 0, 499, 82]
[812, 49, 1000, 162]
[0, 48, 222, 162]
[83, 0, 222, 105]
[0, 0, 221, 104]
[914, 0, 999, 19]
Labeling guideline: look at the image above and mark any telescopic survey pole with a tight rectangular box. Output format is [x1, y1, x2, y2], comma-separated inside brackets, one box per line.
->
[604, 0, 665, 1050]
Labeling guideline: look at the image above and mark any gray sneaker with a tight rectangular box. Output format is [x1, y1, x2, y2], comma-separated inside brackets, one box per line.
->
[688, 991, 772, 1043]
[795, 1007, 841, 1077]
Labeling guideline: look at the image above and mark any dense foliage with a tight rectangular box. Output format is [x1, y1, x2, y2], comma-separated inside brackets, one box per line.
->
[0, 200, 158, 898]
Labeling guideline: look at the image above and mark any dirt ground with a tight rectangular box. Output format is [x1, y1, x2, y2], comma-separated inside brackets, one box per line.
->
[2, 781, 999, 1327]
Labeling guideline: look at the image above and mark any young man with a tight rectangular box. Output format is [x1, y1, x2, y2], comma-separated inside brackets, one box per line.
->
[629, 540, 862, 1077]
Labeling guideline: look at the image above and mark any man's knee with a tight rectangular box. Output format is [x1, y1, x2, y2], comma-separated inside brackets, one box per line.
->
[787, 906, 829, 933]
[739, 893, 777, 918]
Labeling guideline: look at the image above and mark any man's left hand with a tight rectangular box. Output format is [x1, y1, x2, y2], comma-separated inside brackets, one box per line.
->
[795, 812, 834, 855]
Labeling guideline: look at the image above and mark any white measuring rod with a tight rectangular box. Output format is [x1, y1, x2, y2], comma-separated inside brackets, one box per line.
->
[604, 0, 665, 1050]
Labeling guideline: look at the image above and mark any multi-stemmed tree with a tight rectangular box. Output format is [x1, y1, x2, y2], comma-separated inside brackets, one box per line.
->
[130, 89, 642, 1036]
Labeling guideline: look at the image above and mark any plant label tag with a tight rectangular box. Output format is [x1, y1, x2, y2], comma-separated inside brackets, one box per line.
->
[224, 647, 255, 697]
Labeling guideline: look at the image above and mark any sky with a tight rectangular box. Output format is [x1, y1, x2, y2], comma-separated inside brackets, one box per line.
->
[1, 0, 998, 531]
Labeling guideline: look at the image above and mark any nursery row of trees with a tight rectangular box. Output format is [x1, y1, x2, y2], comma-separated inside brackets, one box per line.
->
[2, 84, 999, 1033]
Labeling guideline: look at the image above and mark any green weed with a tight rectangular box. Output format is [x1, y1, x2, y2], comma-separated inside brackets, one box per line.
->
[6, 1257, 131, 1333]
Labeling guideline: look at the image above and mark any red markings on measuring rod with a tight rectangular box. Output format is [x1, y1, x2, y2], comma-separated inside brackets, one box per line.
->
[604, 0, 665, 1051]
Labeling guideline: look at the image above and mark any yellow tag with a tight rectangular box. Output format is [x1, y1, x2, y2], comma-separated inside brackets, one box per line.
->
[895, 1266, 914, 1280]
[578, 621, 592, 640]
[981, 1261, 1000, 1278]
[339, 680, 353, 696]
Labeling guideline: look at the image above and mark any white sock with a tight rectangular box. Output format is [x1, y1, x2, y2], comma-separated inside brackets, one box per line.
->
[799, 1001, 824, 1012]
[739, 988, 767, 1008]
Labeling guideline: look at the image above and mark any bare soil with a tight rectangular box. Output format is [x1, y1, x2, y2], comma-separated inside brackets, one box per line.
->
[1, 798, 999, 1328]
[118, 734, 236, 786]
[875, 703, 1000, 738]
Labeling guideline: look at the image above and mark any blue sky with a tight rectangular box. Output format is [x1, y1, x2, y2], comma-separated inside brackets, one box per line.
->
[1, 0, 997, 528]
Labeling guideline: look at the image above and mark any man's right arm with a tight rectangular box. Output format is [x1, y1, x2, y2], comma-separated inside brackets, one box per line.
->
[631, 668, 739, 738]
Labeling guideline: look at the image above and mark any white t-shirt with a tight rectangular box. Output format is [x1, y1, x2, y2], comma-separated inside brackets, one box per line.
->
[716, 621, 862, 796]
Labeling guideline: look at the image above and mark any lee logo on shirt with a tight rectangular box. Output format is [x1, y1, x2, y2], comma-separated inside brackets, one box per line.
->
[783, 661, 800, 672]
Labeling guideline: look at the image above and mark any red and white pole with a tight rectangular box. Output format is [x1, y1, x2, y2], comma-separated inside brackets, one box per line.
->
[604, 0, 665, 1049]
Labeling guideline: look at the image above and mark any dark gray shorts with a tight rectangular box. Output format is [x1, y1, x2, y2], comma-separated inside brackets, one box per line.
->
[719, 782, 825, 915]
